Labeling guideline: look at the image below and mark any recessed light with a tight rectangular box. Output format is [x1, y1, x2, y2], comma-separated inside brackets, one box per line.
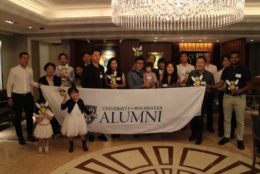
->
[199, 40, 202, 42]
[5, 20, 16, 24]
[154, 40, 157, 42]
[216, 40, 220, 42]
[28, 26, 32, 29]
[154, 37, 158, 39]
[204, 37, 207, 40]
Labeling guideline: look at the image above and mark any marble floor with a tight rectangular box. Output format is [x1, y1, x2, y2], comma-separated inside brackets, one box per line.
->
[0, 111, 259, 174]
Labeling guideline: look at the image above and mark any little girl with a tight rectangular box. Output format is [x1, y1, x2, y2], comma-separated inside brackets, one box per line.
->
[61, 86, 90, 153]
[34, 101, 54, 153]
[143, 63, 157, 88]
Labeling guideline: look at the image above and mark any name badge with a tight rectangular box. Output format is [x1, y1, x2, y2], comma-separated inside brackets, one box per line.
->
[235, 73, 241, 78]
[201, 81, 206, 86]
[100, 74, 103, 79]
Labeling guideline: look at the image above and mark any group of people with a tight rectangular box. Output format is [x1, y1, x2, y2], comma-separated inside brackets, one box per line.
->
[6, 49, 252, 154]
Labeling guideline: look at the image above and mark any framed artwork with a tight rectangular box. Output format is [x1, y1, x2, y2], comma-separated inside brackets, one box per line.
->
[98, 47, 117, 72]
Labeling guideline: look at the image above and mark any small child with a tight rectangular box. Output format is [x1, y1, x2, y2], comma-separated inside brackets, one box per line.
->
[61, 86, 91, 153]
[143, 63, 157, 88]
[34, 102, 54, 153]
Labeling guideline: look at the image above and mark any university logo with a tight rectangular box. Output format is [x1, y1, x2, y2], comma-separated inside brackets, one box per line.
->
[84, 105, 97, 124]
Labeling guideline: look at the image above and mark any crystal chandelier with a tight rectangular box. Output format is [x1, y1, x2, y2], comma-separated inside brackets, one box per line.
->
[111, 0, 245, 31]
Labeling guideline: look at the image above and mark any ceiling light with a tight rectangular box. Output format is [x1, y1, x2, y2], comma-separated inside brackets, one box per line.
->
[28, 26, 32, 29]
[111, 0, 245, 31]
[204, 37, 207, 40]
[199, 40, 202, 42]
[5, 20, 15, 24]
[216, 40, 220, 42]
[154, 37, 158, 40]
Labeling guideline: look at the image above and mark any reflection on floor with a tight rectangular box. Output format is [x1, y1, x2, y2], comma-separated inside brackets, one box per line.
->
[0, 111, 259, 174]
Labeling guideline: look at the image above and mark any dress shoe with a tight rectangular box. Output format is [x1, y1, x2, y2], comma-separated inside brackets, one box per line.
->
[189, 135, 196, 142]
[88, 135, 95, 142]
[28, 136, 36, 142]
[69, 141, 74, 153]
[195, 139, 202, 145]
[18, 137, 26, 145]
[218, 137, 229, 145]
[98, 135, 107, 142]
[237, 141, 245, 150]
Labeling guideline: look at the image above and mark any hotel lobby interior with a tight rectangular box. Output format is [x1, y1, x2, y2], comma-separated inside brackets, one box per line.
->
[0, 0, 260, 174]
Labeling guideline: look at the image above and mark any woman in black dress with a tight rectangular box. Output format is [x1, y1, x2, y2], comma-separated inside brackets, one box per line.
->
[106, 58, 126, 89]
[160, 61, 178, 88]
[39, 62, 62, 138]
[105, 58, 126, 138]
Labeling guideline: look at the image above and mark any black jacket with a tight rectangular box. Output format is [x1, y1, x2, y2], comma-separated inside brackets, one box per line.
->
[61, 98, 90, 114]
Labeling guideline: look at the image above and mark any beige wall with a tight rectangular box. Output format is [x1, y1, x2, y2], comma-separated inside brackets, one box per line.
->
[50, 44, 62, 66]
[0, 34, 15, 89]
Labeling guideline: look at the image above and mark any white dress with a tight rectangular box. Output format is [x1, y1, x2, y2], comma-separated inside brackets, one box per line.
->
[34, 109, 54, 139]
[61, 103, 88, 137]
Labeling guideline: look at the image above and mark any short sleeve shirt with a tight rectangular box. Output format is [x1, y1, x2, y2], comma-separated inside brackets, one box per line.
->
[221, 65, 252, 95]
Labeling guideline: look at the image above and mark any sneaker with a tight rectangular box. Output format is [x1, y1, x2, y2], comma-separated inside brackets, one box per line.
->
[237, 141, 245, 150]
[44, 146, 49, 153]
[38, 147, 43, 153]
[18, 137, 26, 145]
[218, 137, 229, 145]
[98, 135, 107, 142]
[88, 135, 95, 142]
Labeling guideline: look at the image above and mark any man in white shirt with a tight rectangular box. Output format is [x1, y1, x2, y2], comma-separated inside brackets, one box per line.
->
[55, 53, 75, 87]
[204, 52, 218, 82]
[7, 52, 39, 145]
[177, 52, 195, 86]
[203, 52, 218, 132]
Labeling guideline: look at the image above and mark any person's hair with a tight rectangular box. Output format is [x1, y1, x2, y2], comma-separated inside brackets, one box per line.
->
[162, 61, 178, 84]
[90, 48, 101, 55]
[196, 56, 206, 62]
[144, 62, 154, 71]
[179, 51, 188, 57]
[222, 55, 230, 61]
[230, 51, 240, 56]
[68, 86, 79, 96]
[82, 51, 91, 57]
[134, 56, 145, 63]
[19, 52, 29, 58]
[147, 54, 156, 59]
[58, 53, 68, 60]
[106, 58, 122, 75]
[44, 62, 56, 71]
[157, 58, 166, 64]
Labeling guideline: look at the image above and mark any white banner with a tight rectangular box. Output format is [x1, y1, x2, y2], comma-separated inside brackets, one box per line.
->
[41, 86, 205, 134]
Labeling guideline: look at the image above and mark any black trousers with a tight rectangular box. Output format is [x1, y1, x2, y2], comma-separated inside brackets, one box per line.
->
[191, 115, 203, 140]
[218, 91, 236, 136]
[50, 118, 61, 134]
[190, 93, 213, 140]
[205, 92, 214, 130]
[13, 93, 34, 138]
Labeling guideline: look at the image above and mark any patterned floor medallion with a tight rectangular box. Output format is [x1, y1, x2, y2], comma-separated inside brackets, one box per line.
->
[52, 142, 259, 174]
